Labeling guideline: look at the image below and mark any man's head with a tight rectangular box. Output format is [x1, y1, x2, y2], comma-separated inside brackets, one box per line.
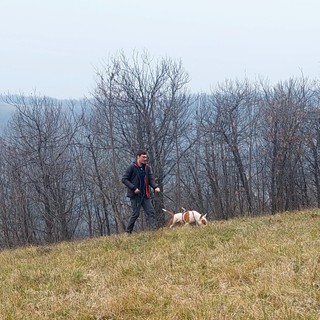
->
[136, 150, 148, 165]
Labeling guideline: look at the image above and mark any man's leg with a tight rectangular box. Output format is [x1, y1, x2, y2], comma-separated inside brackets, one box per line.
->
[126, 197, 142, 233]
[142, 198, 157, 230]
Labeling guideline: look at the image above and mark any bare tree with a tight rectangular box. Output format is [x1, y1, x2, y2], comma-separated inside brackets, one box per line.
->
[198, 80, 259, 215]
[91, 51, 191, 229]
[304, 83, 320, 207]
[260, 78, 313, 213]
[4, 94, 83, 243]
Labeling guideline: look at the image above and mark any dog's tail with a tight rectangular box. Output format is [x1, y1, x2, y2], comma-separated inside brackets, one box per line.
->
[162, 208, 174, 217]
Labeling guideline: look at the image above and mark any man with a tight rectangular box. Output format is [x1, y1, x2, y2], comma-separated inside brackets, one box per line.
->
[122, 150, 160, 233]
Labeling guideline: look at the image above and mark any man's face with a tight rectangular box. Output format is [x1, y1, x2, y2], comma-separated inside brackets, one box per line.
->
[137, 154, 148, 164]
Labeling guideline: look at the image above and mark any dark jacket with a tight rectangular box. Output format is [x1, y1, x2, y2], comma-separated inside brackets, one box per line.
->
[122, 162, 158, 198]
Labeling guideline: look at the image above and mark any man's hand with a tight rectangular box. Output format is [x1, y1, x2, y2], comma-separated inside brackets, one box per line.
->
[154, 187, 160, 193]
[134, 188, 141, 194]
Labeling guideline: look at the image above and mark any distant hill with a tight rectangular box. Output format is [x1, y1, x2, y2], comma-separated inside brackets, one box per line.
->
[0, 102, 15, 129]
[0, 97, 84, 131]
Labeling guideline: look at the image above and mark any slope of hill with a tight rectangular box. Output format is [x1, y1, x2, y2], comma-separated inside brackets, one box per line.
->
[0, 97, 83, 131]
[0, 102, 15, 129]
[0, 210, 319, 319]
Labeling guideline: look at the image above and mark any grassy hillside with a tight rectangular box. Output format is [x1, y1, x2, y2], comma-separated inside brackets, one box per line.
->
[0, 210, 319, 319]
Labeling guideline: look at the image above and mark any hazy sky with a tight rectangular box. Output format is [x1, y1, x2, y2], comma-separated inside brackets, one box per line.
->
[1, 0, 319, 99]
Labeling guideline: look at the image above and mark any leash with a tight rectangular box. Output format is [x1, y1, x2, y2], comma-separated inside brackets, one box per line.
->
[150, 190, 175, 203]
[161, 192, 175, 203]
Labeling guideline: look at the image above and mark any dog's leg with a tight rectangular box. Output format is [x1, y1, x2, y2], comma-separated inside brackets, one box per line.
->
[170, 216, 179, 228]
[168, 216, 174, 228]
[163, 208, 175, 228]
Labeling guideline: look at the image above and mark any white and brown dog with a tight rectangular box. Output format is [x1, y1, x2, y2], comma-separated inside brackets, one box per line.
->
[162, 208, 208, 228]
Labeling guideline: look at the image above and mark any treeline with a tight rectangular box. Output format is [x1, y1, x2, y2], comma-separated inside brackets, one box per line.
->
[1, 52, 320, 248]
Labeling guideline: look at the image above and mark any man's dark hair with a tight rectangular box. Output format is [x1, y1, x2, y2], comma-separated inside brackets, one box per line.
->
[136, 150, 147, 157]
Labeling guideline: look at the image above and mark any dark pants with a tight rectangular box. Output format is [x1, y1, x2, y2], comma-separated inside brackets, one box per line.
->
[126, 196, 157, 232]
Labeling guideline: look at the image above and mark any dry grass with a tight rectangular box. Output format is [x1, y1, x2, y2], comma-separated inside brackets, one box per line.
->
[0, 209, 320, 319]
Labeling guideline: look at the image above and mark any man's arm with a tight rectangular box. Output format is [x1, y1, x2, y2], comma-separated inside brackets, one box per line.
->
[121, 165, 136, 190]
